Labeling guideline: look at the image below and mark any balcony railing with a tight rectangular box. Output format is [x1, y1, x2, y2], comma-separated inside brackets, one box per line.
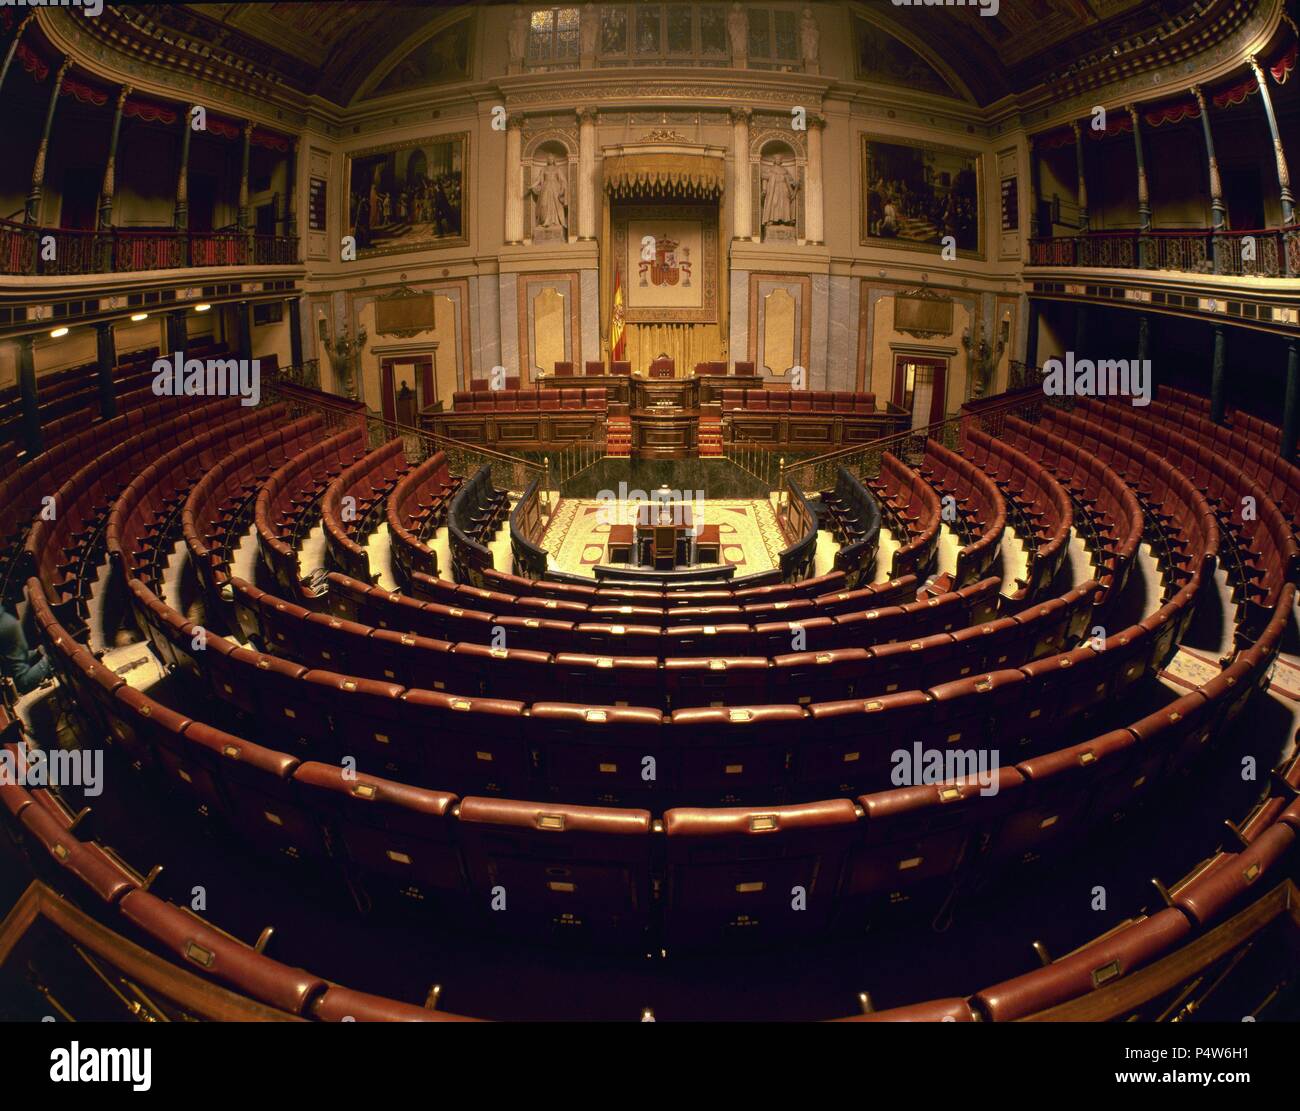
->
[1029, 227, 1300, 278]
[0, 219, 299, 276]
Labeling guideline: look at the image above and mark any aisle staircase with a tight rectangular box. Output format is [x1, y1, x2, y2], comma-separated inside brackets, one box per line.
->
[605, 415, 632, 457]
[698, 414, 723, 457]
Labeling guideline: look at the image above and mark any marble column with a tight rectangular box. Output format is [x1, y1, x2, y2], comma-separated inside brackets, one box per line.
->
[577, 108, 597, 241]
[17, 336, 42, 457]
[1210, 325, 1227, 424]
[1282, 340, 1299, 462]
[95, 321, 117, 420]
[731, 107, 752, 241]
[505, 114, 524, 245]
[27, 58, 70, 224]
[1192, 87, 1226, 272]
[804, 115, 825, 245]
[98, 85, 131, 230]
[1072, 120, 1089, 233]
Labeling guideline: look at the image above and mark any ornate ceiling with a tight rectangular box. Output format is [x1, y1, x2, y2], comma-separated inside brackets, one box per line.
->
[32, 1, 1279, 109]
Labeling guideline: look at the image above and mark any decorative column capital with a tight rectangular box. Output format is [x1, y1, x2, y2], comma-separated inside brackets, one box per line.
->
[242, 120, 254, 140]
[729, 106, 752, 125]
[806, 113, 826, 131]
[54, 57, 71, 85]
[1192, 85, 1207, 112]
[1070, 119, 1082, 139]
[506, 112, 525, 131]
[1247, 54, 1265, 82]
[1125, 103, 1141, 126]
[576, 107, 597, 126]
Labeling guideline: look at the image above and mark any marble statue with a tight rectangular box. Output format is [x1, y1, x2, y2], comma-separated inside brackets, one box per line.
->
[801, 7, 819, 68]
[530, 155, 568, 236]
[761, 154, 800, 231]
[728, 3, 747, 59]
[508, 6, 527, 67]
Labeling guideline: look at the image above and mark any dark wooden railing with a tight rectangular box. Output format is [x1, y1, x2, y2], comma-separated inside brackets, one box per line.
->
[1029, 226, 1300, 277]
[0, 218, 298, 275]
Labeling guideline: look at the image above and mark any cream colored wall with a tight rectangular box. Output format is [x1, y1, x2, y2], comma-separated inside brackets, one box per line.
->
[867, 292, 973, 413]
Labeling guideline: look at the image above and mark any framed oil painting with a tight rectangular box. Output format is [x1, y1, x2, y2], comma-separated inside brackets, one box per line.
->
[861, 134, 983, 259]
[345, 132, 469, 258]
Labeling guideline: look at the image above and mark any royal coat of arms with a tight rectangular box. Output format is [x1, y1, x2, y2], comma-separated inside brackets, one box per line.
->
[639, 237, 692, 288]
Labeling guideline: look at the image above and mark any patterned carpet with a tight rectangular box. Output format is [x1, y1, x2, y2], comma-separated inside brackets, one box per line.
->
[541, 498, 786, 577]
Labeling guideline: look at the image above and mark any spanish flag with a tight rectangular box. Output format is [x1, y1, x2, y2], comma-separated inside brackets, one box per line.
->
[609, 265, 626, 362]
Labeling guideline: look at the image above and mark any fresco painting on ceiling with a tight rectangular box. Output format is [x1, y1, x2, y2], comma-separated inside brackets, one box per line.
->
[853, 16, 957, 98]
[862, 136, 982, 258]
[370, 17, 472, 96]
[346, 134, 469, 257]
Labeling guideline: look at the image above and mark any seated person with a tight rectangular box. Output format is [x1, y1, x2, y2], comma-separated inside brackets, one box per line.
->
[0, 605, 53, 694]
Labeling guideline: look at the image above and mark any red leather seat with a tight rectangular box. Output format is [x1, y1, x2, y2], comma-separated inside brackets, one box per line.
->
[399, 690, 529, 793]
[973, 909, 1192, 1021]
[800, 691, 932, 796]
[662, 799, 860, 947]
[457, 796, 654, 940]
[846, 769, 1026, 918]
[292, 762, 462, 903]
[668, 705, 803, 803]
[119, 888, 326, 1016]
[1171, 823, 1295, 927]
[532, 703, 669, 802]
[663, 656, 768, 708]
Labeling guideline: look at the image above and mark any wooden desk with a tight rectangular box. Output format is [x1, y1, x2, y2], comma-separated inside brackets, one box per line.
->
[633, 378, 696, 411]
[695, 373, 763, 405]
[629, 408, 699, 459]
[635, 503, 694, 568]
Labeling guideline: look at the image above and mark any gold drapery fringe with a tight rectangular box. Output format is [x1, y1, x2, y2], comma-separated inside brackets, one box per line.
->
[603, 154, 724, 200]
[623, 322, 724, 378]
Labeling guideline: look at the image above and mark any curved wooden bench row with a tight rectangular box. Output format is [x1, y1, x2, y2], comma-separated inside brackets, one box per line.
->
[1144, 395, 1300, 544]
[1039, 407, 1220, 593]
[0, 738, 476, 1022]
[1076, 396, 1298, 603]
[386, 449, 460, 583]
[255, 426, 369, 597]
[22, 397, 241, 623]
[920, 440, 1007, 588]
[182, 414, 325, 597]
[1002, 414, 1143, 603]
[870, 451, 942, 581]
[321, 438, 410, 584]
[838, 588, 1295, 1022]
[962, 426, 1074, 601]
[21, 571, 1281, 966]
